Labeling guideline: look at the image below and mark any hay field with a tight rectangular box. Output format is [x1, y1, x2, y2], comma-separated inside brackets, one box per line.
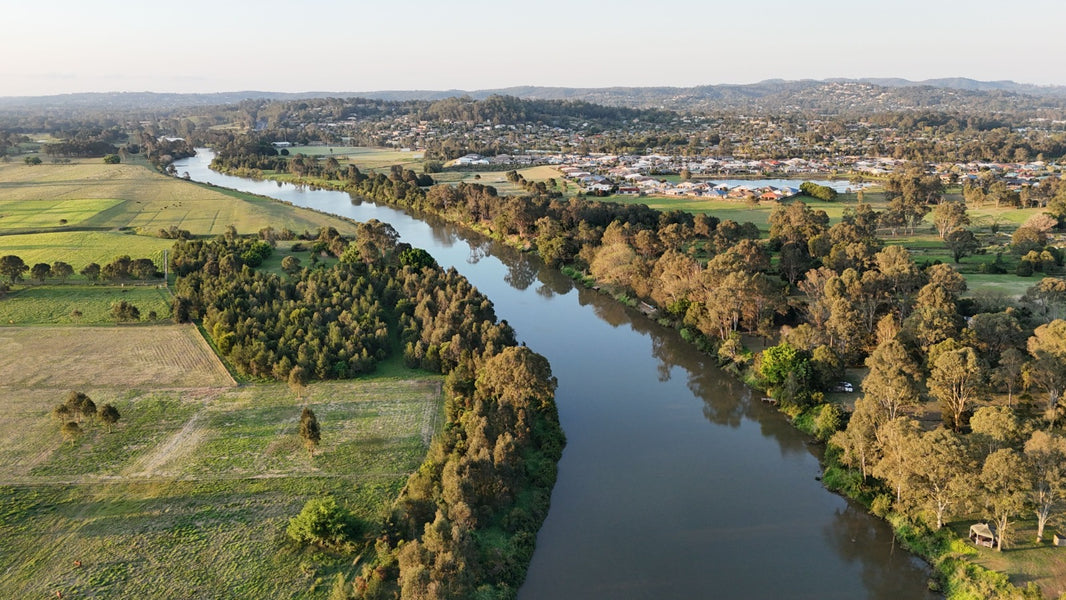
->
[0, 325, 233, 388]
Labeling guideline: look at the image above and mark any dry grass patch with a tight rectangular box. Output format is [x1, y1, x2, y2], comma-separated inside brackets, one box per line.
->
[0, 325, 234, 389]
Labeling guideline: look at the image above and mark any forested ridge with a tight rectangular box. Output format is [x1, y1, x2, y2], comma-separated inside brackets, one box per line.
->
[171, 230, 563, 599]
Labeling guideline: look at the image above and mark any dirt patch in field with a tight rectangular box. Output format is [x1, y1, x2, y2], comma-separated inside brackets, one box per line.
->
[125, 410, 207, 477]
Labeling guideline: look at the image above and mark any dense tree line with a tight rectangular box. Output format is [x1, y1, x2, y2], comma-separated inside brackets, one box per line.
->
[42, 139, 117, 158]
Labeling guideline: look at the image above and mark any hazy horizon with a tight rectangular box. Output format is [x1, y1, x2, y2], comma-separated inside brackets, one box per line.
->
[4, 0, 1064, 96]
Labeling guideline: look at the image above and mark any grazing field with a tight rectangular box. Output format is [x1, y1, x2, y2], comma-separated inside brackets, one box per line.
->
[432, 165, 564, 195]
[0, 325, 442, 599]
[595, 194, 865, 230]
[0, 159, 360, 239]
[0, 230, 171, 273]
[288, 146, 424, 171]
[0, 284, 174, 325]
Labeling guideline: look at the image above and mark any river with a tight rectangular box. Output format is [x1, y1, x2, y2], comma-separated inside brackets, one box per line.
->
[172, 151, 936, 599]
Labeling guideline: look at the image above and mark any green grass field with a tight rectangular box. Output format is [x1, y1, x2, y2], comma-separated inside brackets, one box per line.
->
[0, 158, 360, 237]
[947, 519, 1066, 599]
[0, 284, 174, 325]
[595, 194, 870, 230]
[0, 326, 441, 599]
[0, 230, 172, 271]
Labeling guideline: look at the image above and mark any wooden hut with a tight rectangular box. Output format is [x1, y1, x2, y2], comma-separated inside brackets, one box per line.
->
[969, 523, 996, 548]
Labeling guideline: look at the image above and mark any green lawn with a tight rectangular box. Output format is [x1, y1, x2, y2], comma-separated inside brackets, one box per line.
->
[431, 165, 564, 195]
[288, 146, 424, 171]
[962, 273, 1039, 298]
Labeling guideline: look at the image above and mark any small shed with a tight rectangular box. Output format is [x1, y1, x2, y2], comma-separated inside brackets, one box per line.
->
[969, 523, 996, 548]
[1053, 533, 1066, 547]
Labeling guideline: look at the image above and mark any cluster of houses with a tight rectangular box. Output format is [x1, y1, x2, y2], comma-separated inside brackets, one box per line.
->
[556, 164, 805, 200]
[447, 150, 1059, 199]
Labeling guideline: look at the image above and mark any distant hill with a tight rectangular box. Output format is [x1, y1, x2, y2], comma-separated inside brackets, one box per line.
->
[3, 79, 1066, 114]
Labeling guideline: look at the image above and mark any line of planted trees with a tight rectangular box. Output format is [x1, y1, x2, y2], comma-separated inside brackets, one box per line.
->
[0, 254, 162, 286]
[170, 227, 564, 599]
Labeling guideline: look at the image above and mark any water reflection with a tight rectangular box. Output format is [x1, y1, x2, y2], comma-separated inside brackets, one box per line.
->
[172, 151, 938, 600]
[824, 502, 937, 599]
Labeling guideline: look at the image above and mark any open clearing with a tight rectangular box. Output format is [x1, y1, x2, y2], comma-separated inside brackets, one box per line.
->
[432, 165, 564, 195]
[0, 325, 442, 599]
[287, 146, 424, 171]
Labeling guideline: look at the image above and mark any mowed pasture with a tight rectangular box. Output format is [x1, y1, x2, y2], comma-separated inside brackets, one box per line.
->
[0, 159, 362, 266]
[0, 325, 442, 599]
[0, 230, 171, 268]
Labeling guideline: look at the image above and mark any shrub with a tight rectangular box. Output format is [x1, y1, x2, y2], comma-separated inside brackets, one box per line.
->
[870, 494, 893, 518]
[813, 403, 843, 441]
[287, 496, 362, 549]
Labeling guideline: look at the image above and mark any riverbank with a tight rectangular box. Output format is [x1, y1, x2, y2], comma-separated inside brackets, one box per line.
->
[176, 150, 940, 598]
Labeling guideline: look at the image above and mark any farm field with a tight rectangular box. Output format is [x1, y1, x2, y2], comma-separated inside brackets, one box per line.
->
[287, 146, 423, 171]
[0, 230, 171, 274]
[0, 159, 361, 240]
[595, 193, 871, 229]
[432, 165, 563, 195]
[0, 326, 442, 599]
[0, 325, 233, 388]
[0, 284, 174, 325]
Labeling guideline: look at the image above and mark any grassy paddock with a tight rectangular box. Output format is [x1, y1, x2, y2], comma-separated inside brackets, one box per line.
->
[0, 160, 361, 239]
[288, 146, 424, 171]
[432, 165, 564, 195]
[0, 284, 174, 325]
[0, 325, 441, 599]
[0, 230, 171, 272]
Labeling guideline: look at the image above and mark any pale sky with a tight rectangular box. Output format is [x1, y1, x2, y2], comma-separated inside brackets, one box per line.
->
[2, 0, 1064, 96]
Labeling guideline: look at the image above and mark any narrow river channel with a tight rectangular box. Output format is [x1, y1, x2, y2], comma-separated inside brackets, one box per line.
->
[173, 151, 937, 599]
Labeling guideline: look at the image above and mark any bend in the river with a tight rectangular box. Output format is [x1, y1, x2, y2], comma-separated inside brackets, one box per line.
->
[173, 150, 936, 599]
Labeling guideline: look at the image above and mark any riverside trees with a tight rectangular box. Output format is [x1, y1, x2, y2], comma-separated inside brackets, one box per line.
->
[170, 226, 562, 599]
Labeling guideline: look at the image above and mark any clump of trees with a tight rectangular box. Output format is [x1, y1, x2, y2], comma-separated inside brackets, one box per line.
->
[51, 392, 121, 441]
[800, 181, 838, 201]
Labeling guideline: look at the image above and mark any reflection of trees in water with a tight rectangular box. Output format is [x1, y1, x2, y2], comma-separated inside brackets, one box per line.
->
[502, 256, 538, 290]
[587, 294, 631, 328]
[466, 241, 487, 264]
[823, 502, 937, 600]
